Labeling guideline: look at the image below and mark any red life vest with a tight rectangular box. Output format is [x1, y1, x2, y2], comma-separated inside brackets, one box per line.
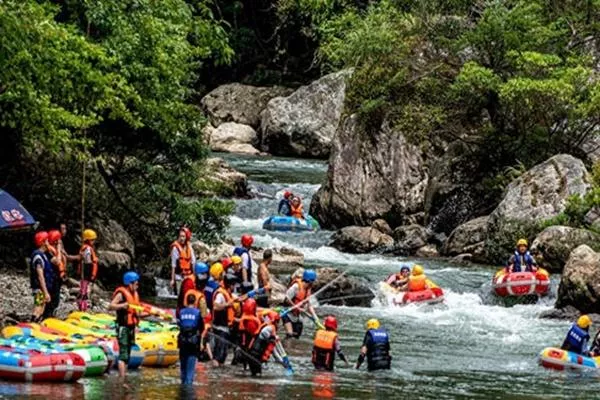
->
[47, 244, 66, 279]
[250, 322, 277, 362]
[78, 243, 98, 281]
[171, 241, 193, 276]
[113, 286, 140, 326]
[238, 315, 261, 347]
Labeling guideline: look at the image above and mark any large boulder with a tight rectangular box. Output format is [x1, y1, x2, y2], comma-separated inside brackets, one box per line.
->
[485, 154, 590, 263]
[203, 157, 249, 198]
[556, 245, 600, 313]
[201, 83, 292, 128]
[251, 247, 305, 274]
[205, 122, 260, 155]
[531, 226, 600, 272]
[97, 250, 132, 287]
[311, 267, 374, 307]
[260, 69, 352, 159]
[310, 115, 428, 229]
[329, 226, 394, 254]
[392, 224, 429, 255]
[442, 216, 489, 263]
[93, 219, 135, 258]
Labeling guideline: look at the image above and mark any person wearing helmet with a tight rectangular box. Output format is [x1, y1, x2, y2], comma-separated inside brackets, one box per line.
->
[30, 231, 54, 322]
[407, 265, 429, 292]
[278, 191, 293, 216]
[235, 298, 261, 368]
[356, 319, 391, 371]
[233, 235, 254, 289]
[507, 239, 537, 273]
[211, 271, 239, 367]
[385, 265, 411, 290]
[77, 228, 99, 311]
[230, 256, 244, 294]
[170, 227, 196, 294]
[248, 311, 287, 376]
[109, 271, 142, 378]
[561, 315, 592, 356]
[256, 249, 273, 308]
[176, 262, 209, 318]
[290, 196, 305, 220]
[312, 315, 349, 371]
[177, 293, 205, 384]
[283, 269, 318, 339]
[205, 262, 224, 311]
[43, 230, 67, 319]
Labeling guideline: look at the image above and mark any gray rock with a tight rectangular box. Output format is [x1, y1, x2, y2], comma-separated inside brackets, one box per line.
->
[97, 250, 132, 286]
[329, 226, 394, 254]
[310, 115, 428, 228]
[539, 305, 583, 320]
[312, 267, 374, 307]
[93, 219, 135, 258]
[261, 69, 352, 159]
[205, 122, 260, 155]
[442, 216, 489, 263]
[531, 226, 600, 272]
[204, 157, 249, 198]
[416, 244, 440, 258]
[585, 206, 600, 231]
[251, 247, 304, 274]
[556, 245, 600, 313]
[393, 224, 429, 254]
[201, 83, 292, 128]
[372, 219, 393, 236]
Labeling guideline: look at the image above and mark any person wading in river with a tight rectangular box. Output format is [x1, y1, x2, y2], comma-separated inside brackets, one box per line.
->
[356, 319, 392, 371]
[283, 269, 319, 339]
[256, 249, 272, 308]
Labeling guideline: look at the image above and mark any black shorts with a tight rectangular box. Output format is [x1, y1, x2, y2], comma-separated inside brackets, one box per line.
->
[256, 295, 269, 308]
[211, 329, 230, 364]
[282, 315, 303, 338]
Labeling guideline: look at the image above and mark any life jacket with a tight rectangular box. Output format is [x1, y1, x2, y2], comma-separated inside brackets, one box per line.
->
[366, 329, 391, 370]
[113, 286, 140, 327]
[171, 241, 193, 276]
[249, 322, 277, 362]
[78, 243, 98, 281]
[30, 249, 53, 292]
[187, 289, 208, 318]
[178, 307, 202, 350]
[408, 274, 427, 292]
[312, 330, 337, 371]
[278, 199, 291, 216]
[47, 245, 66, 280]
[562, 324, 590, 355]
[513, 250, 535, 272]
[238, 315, 261, 348]
[289, 278, 310, 316]
[212, 286, 234, 328]
[204, 279, 219, 311]
[232, 247, 252, 282]
[290, 203, 304, 219]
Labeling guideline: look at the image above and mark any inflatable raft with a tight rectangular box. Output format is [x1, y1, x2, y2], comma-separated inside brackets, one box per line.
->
[492, 268, 550, 297]
[380, 281, 445, 306]
[0, 347, 85, 382]
[539, 347, 600, 371]
[262, 215, 320, 232]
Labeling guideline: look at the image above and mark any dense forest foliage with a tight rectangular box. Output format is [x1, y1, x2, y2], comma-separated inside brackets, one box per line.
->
[1, 0, 599, 260]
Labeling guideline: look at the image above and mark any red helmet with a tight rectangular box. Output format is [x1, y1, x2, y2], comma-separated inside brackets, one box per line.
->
[242, 298, 257, 316]
[48, 230, 61, 245]
[266, 310, 280, 324]
[34, 231, 49, 248]
[241, 234, 254, 248]
[181, 227, 192, 241]
[324, 315, 338, 331]
[283, 191, 292, 199]
[221, 258, 233, 270]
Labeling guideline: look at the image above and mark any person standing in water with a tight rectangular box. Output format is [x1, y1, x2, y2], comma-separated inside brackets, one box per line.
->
[312, 315, 349, 371]
[356, 319, 392, 371]
[283, 269, 318, 339]
[177, 293, 204, 384]
[256, 249, 272, 308]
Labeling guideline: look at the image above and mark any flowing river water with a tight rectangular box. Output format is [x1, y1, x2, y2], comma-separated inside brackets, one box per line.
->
[3, 154, 600, 399]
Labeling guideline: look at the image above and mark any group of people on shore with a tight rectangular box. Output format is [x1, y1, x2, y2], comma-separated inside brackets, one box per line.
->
[277, 191, 306, 220]
[29, 225, 98, 321]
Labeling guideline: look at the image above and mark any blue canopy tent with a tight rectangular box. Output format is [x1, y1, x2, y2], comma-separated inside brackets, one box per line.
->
[0, 189, 37, 230]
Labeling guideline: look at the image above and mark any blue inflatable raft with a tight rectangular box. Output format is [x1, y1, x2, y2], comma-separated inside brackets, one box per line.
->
[262, 215, 320, 232]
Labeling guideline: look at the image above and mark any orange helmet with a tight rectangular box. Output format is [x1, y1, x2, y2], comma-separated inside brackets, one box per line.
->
[48, 230, 61, 245]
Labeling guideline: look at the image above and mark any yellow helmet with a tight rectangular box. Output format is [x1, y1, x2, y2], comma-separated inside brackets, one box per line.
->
[83, 229, 97, 241]
[412, 265, 424, 276]
[516, 238, 528, 247]
[366, 319, 380, 330]
[210, 263, 224, 280]
[231, 255, 242, 265]
[577, 315, 592, 329]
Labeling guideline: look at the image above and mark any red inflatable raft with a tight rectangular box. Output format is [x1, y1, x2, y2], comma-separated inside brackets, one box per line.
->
[492, 269, 550, 297]
[0, 347, 86, 382]
[396, 287, 445, 305]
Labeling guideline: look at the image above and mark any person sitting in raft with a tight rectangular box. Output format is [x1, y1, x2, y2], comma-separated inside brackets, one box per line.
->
[385, 265, 410, 290]
[278, 191, 293, 216]
[290, 196, 305, 220]
[507, 239, 537, 273]
[356, 319, 391, 371]
[312, 315, 349, 371]
[562, 315, 591, 356]
[407, 265, 429, 292]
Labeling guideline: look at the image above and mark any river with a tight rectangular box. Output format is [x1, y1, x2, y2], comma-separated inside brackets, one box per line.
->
[2, 153, 598, 399]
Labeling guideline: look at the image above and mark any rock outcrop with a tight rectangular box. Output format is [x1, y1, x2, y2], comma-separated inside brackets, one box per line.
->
[311, 267, 374, 307]
[442, 216, 489, 263]
[260, 69, 352, 159]
[205, 122, 260, 155]
[555, 245, 600, 313]
[329, 226, 394, 254]
[531, 226, 600, 272]
[204, 157, 249, 198]
[201, 83, 292, 128]
[310, 115, 428, 228]
[392, 224, 429, 255]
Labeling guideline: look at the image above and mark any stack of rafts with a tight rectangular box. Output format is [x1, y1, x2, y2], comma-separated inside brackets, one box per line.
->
[0, 307, 179, 383]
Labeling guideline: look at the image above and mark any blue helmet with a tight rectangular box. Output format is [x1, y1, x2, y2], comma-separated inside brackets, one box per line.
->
[123, 271, 140, 285]
[303, 269, 317, 283]
[194, 262, 209, 276]
[400, 265, 410, 273]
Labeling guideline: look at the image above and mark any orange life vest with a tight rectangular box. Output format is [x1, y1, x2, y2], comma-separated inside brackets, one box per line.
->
[171, 241, 193, 276]
[290, 203, 304, 219]
[408, 275, 427, 292]
[113, 286, 140, 326]
[289, 278, 310, 316]
[78, 243, 98, 281]
[239, 315, 261, 347]
[186, 289, 208, 317]
[212, 286, 235, 327]
[250, 322, 277, 362]
[312, 329, 337, 370]
[47, 244, 66, 279]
